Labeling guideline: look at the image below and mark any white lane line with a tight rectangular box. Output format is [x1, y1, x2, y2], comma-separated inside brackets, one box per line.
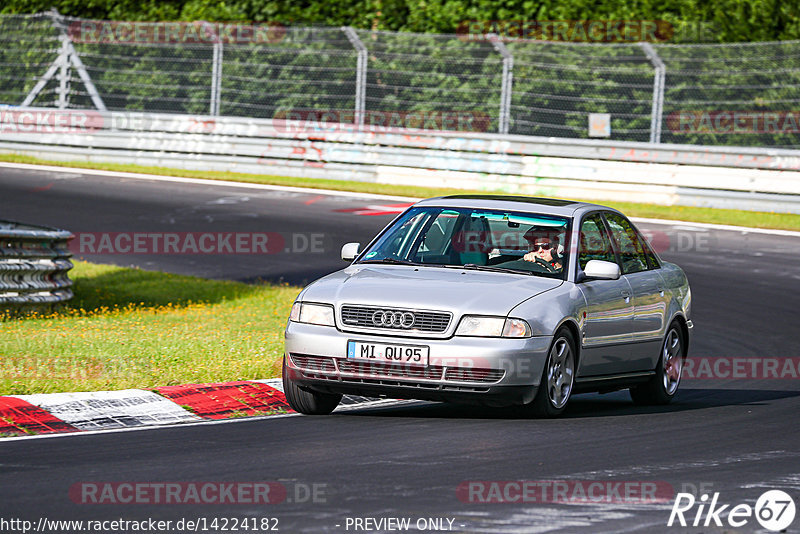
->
[0, 161, 412, 202]
[2, 161, 797, 237]
[630, 216, 800, 237]
[250, 378, 421, 412]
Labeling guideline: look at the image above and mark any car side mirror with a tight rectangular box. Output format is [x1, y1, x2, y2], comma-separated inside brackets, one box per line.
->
[582, 259, 621, 281]
[341, 242, 361, 261]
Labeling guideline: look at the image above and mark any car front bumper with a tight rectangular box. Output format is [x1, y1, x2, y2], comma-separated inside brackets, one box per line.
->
[283, 322, 553, 407]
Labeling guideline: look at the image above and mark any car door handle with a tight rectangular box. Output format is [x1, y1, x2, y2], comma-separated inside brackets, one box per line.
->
[621, 290, 631, 302]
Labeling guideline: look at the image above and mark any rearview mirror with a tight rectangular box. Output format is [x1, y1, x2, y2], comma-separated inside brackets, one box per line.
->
[341, 242, 361, 261]
[582, 260, 621, 280]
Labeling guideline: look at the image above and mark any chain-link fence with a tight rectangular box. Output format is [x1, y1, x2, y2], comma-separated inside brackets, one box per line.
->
[2, 12, 800, 148]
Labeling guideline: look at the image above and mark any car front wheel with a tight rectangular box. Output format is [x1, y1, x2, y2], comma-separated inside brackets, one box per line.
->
[282, 360, 342, 415]
[630, 323, 684, 405]
[527, 327, 576, 418]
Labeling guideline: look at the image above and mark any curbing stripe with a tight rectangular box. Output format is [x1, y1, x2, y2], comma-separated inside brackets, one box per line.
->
[156, 381, 291, 419]
[1, 379, 419, 439]
[0, 396, 79, 436]
[14, 389, 202, 431]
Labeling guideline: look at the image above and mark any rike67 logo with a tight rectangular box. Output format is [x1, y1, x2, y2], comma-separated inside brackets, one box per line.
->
[668, 490, 796, 531]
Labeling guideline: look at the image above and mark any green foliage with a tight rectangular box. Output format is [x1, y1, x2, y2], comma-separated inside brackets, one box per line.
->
[3, 0, 800, 42]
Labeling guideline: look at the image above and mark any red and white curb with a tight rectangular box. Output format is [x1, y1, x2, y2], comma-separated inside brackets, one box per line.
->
[0, 378, 413, 438]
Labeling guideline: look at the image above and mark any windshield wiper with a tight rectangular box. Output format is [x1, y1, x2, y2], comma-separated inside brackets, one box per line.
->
[458, 263, 534, 275]
[358, 258, 419, 265]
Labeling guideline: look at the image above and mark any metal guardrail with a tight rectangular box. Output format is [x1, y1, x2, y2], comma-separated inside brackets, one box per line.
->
[1, 108, 800, 213]
[0, 221, 74, 310]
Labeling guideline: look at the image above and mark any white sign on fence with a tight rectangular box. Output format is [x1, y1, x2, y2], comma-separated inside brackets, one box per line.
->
[589, 113, 611, 138]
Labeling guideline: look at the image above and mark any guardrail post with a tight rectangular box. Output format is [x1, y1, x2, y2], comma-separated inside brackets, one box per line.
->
[487, 34, 513, 135]
[640, 42, 665, 144]
[342, 26, 367, 128]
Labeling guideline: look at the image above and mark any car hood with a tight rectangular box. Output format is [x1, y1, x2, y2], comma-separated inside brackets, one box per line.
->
[300, 264, 563, 316]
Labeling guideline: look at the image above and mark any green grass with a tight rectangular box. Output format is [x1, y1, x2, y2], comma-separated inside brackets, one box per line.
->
[0, 261, 300, 396]
[2, 152, 799, 231]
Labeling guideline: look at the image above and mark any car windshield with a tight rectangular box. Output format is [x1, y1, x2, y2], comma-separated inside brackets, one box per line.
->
[357, 206, 571, 279]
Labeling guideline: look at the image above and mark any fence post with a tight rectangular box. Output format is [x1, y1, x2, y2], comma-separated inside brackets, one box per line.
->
[210, 41, 223, 116]
[640, 42, 665, 144]
[56, 36, 70, 109]
[487, 34, 513, 135]
[201, 21, 223, 116]
[342, 26, 367, 128]
[22, 10, 107, 110]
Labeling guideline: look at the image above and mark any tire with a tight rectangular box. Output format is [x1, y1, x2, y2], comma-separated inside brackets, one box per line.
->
[282, 360, 342, 415]
[527, 327, 577, 418]
[630, 322, 684, 405]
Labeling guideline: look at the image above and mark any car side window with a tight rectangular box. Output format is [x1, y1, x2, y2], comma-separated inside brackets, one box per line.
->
[604, 213, 649, 274]
[417, 210, 459, 255]
[642, 239, 661, 270]
[578, 214, 616, 270]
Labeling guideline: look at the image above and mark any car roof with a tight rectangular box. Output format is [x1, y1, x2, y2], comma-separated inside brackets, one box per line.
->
[414, 195, 614, 218]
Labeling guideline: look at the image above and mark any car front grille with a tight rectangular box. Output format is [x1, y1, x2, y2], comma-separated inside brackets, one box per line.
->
[340, 305, 451, 333]
[290, 354, 337, 373]
[338, 360, 445, 380]
[289, 354, 504, 385]
[444, 367, 506, 383]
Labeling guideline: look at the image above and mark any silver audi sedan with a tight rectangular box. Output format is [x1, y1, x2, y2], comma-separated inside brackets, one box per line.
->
[283, 195, 692, 417]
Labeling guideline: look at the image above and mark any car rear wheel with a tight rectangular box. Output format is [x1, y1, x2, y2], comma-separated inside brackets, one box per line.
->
[630, 323, 684, 405]
[282, 360, 342, 415]
[527, 327, 576, 418]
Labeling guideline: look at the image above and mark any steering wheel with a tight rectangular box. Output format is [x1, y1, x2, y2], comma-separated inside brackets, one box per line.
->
[533, 257, 557, 273]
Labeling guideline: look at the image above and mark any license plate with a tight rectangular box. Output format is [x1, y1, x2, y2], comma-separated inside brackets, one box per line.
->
[347, 340, 429, 366]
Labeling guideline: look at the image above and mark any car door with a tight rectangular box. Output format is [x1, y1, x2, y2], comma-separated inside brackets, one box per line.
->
[604, 212, 669, 371]
[575, 212, 634, 376]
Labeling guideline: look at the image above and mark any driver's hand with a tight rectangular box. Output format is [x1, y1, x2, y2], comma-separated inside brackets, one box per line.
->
[523, 252, 537, 262]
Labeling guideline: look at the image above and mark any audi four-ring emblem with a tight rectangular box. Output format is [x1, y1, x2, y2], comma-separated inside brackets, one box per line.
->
[372, 310, 415, 328]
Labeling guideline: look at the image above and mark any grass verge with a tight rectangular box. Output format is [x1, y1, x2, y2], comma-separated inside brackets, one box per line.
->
[0, 261, 300, 396]
[1, 153, 799, 231]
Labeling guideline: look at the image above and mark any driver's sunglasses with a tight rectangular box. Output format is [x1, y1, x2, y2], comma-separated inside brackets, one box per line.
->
[531, 242, 552, 251]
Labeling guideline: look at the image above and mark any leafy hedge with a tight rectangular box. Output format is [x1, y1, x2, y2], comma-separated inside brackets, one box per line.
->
[3, 0, 800, 43]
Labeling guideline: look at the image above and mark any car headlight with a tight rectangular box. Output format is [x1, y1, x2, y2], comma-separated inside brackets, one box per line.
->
[455, 315, 531, 338]
[289, 302, 335, 327]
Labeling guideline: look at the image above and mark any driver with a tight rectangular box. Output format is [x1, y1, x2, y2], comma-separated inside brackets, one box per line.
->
[522, 227, 562, 271]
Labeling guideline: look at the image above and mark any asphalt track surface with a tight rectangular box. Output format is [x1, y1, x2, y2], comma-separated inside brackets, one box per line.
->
[1, 165, 800, 533]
